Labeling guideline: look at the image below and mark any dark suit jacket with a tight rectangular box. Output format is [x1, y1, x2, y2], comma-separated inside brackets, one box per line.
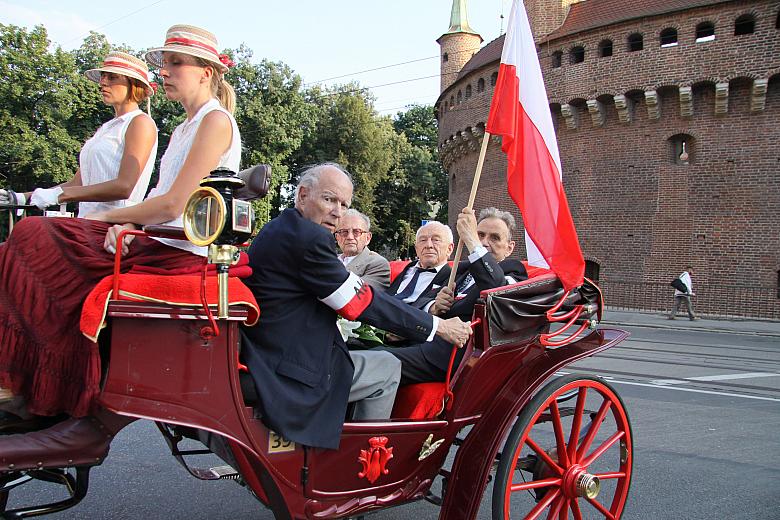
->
[386, 261, 451, 309]
[402, 255, 527, 373]
[241, 208, 436, 449]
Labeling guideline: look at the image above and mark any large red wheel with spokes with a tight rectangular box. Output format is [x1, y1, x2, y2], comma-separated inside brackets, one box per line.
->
[492, 375, 632, 520]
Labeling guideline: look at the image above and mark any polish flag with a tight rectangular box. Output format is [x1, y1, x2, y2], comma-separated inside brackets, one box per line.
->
[485, 0, 584, 291]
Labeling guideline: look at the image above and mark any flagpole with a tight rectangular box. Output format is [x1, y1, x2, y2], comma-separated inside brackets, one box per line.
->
[447, 130, 491, 289]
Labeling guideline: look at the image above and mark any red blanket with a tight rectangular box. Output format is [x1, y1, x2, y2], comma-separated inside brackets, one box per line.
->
[81, 273, 260, 341]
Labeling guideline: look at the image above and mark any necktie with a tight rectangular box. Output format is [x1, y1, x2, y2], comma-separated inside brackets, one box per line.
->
[394, 266, 436, 301]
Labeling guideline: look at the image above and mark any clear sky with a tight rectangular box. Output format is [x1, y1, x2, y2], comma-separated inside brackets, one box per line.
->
[1, 0, 511, 115]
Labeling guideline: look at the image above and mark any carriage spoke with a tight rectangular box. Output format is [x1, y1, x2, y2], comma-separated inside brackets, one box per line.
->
[593, 471, 626, 480]
[549, 401, 570, 468]
[567, 387, 587, 462]
[586, 496, 616, 519]
[575, 398, 612, 461]
[526, 436, 564, 476]
[571, 498, 583, 520]
[510, 476, 562, 492]
[525, 488, 561, 520]
[581, 431, 624, 468]
[546, 495, 564, 520]
[559, 498, 570, 520]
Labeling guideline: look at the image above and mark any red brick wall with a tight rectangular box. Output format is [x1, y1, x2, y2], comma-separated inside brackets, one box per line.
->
[438, 0, 780, 318]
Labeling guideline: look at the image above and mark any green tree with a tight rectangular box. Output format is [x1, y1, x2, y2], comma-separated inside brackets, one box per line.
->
[290, 84, 410, 234]
[0, 24, 84, 191]
[372, 105, 448, 258]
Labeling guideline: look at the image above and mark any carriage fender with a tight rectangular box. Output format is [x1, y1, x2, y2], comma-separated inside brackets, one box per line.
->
[439, 328, 629, 520]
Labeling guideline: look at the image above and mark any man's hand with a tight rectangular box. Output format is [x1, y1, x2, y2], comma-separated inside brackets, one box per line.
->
[430, 286, 455, 316]
[436, 317, 473, 348]
[456, 208, 480, 252]
[103, 224, 137, 256]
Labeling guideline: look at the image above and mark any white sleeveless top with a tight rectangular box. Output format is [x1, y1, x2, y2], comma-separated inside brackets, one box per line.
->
[149, 98, 242, 256]
[78, 109, 158, 217]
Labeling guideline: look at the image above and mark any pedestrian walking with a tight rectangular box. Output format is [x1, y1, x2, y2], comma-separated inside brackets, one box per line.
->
[669, 266, 697, 320]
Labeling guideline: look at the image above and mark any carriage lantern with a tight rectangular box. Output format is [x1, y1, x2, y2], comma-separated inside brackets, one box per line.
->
[183, 167, 253, 318]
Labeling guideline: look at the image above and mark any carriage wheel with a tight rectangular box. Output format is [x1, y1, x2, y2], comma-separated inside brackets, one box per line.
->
[492, 375, 632, 520]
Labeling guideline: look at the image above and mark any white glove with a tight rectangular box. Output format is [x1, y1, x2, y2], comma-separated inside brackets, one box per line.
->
[0, 189, 26, 206]
[30, 187, 63, 210]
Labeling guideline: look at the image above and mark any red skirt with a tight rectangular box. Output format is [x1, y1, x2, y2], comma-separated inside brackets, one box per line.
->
[0, 217, 203, 417]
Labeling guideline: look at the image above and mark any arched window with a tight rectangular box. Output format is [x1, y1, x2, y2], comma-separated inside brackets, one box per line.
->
[734, 14, 756, 35]
[696, 22, 715, 42]
[551, 51, 563, 68]
[477, 78, 485, 93]
[450, 95, 454, 107]
[570, 46, 585, 64]
[442, 52, 449, 63]
[660, 28, 678, 47]
[465, 84, 472, 99]
[457, 90, 462, 104]
[669, 134, 695, 165]
[598, 39, 613, 57]
[628, 33, 644, 52]
[490, 72, 498, 86]
[585, 260, 600, 282]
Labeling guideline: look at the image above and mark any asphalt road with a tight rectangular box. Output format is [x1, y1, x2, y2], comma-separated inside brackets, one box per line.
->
[7, 323, 780, 519]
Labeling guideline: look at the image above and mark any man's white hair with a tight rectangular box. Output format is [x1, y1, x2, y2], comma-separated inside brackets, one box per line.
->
[415, 221, 453, 244]
[342, 208, 371, 231]
[294, 162, 352, 205]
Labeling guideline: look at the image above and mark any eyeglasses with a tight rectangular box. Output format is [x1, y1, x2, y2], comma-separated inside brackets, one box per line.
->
[334, 228, 368, 238]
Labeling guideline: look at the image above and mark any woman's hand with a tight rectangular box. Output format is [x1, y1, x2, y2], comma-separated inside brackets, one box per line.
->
[103, 224, 137, 256]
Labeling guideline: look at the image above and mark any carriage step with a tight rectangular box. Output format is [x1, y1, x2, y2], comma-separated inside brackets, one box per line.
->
[188, 464, 240, 481]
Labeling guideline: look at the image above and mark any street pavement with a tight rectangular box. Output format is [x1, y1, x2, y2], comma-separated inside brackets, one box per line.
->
[603, 308, 780, 337]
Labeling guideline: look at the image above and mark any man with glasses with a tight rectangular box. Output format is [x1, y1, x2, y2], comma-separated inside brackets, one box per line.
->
[334, 209, 390, 289]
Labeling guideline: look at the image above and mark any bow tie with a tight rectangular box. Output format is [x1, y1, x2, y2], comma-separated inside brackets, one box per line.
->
[415, 266, 438, 273]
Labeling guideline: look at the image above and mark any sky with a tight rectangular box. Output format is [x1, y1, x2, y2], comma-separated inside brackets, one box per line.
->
[1, 0, 511, 115]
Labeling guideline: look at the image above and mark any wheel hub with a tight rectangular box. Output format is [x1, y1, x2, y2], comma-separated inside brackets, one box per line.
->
[562, 464, 601, 499]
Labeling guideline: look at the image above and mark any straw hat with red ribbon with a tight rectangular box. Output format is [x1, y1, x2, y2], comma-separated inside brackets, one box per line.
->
[85, 51, 155, 95]
[144, 24, 234, 73]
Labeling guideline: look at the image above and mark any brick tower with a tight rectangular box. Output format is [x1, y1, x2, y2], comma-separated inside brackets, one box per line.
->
[437, 0, 483, 93]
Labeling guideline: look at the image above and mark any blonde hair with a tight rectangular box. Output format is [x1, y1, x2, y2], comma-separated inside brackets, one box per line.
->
[195, 57, 236, 114]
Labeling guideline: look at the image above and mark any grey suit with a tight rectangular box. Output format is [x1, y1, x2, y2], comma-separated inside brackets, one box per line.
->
[341, 247, 391, 289]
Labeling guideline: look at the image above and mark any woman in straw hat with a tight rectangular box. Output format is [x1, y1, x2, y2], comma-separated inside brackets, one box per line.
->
[0, 25, 241, 430]
[0, 51, 158, 217]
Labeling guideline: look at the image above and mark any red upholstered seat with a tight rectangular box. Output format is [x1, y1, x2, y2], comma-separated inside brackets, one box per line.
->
[389, 260, 411, 282]
[391, 382, 447, 419]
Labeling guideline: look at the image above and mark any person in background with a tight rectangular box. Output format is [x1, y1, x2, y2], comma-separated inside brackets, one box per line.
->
[0, 51, 157, 216]
[669, 266, 697, 320]
[0, 24, 241, 431]
[335, 208, 390, 289]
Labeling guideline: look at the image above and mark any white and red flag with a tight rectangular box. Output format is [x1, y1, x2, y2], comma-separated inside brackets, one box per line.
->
[485, 0, 584, 291]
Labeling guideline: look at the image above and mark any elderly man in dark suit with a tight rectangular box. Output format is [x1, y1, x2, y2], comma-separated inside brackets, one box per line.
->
[335, 209, 390, 289]
[240, 163, 472, 449]
[386, 221, 453, 307]
[389, 207, 527, 384]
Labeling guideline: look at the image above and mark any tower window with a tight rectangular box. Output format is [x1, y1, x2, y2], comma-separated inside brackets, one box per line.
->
[628, 33, 644, 52]
[598, 39, 613, 57]
[490, 72, 498, 86]
[551, 51, 562, 68]
[734, 14, 755, 35]
[477, 78, 485, 93]
[457, 90, 462, 104]
[570, 46, 585, 64]
[660, 28, 678, 47]
[450, 95, 454, 107]
[669, 134, 694, 165]
[696, 22, 715, 42]
[465, 84, 472, 99]
[442, 53, 449, 63]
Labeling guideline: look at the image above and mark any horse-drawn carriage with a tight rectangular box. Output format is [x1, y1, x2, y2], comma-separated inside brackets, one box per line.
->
[0, 169, 632, 519]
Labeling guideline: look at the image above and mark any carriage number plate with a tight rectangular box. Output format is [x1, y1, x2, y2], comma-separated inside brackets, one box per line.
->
[268, 431, 295, 453]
